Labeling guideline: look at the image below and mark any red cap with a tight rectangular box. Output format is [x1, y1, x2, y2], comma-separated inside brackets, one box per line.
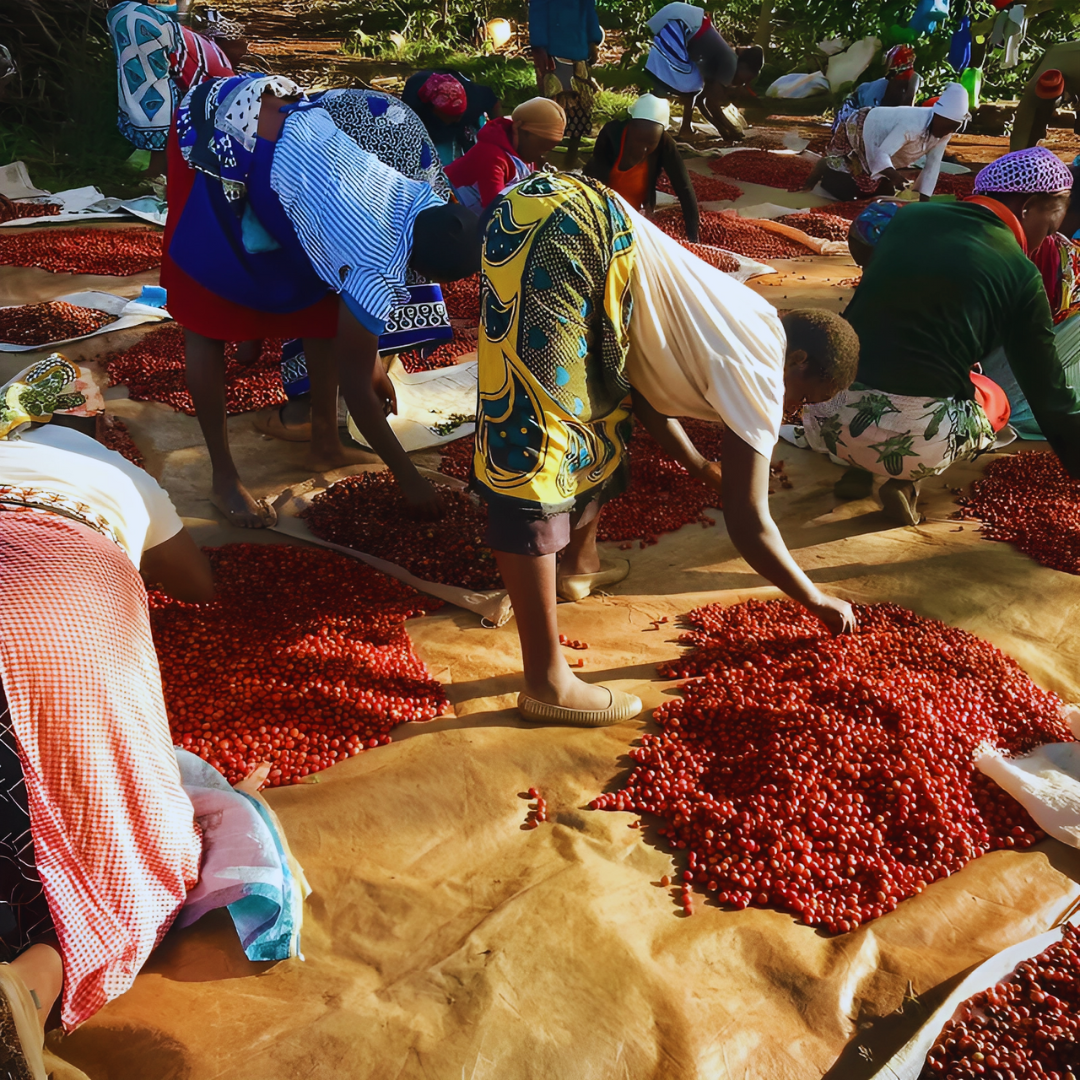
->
[1035, 69, 1066, 101]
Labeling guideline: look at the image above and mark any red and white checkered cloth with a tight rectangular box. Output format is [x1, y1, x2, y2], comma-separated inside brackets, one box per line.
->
[0, 511, 201, 1029]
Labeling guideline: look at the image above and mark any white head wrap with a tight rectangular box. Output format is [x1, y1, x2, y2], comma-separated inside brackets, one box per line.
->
[629, 94, 671, 127]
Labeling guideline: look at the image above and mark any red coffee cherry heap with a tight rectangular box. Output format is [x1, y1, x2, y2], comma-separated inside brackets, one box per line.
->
[0, 226, 162, 275]
[104, 324, 287, 415]
[96, 414, 145, 469]
[0, 300, 116, 346]
[654, 207, 814, 259]
[150, 543, 446, 787]
[809, 199, 875, 221]
[441, 275, 481, 322]
[775, 212, 851, 242]
[920, 922, 1080, 1079]
[590, 599, 1069, 932]
[302, 470, 502, 590]
[0, 198, 60, 224]
[657, 173, 744, 203]
[398, 341, 473, 373]
[708, 149, 816, 191]
[955, 451, 1080, 575]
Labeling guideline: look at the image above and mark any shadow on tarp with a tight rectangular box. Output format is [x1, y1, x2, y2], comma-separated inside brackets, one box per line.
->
[823, 840, 1080, 1079]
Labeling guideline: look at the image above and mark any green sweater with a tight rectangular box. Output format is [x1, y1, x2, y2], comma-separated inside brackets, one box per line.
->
[846, 200, 1080, 477]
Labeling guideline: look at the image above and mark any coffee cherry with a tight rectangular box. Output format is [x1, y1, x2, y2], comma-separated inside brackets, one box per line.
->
[0, 226, 162, 275]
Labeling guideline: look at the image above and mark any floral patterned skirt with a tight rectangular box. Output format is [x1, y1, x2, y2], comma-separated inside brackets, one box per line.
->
[791, 382, 996, 481]
[823, 108, 886, 195]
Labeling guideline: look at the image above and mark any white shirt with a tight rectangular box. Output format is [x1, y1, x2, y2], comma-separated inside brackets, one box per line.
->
[622, 203, 786, 460]
[860, 105, 951, 196]
[0, 425, 183, 566]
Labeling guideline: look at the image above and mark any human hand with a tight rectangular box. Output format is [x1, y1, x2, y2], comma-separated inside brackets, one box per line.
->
[403, 477, 446, 521]
[807, 594, 856, 635]
[693, 459, 723, 493]
[373, 366, 397, 416]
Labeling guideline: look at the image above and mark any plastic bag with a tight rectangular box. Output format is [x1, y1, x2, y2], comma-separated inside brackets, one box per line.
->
[765, 72, 831, 98]
[825, 36, 880, 92]
[960, 65, 982, 109]
[948, 17, 971, 71]
[909, 0, 949, 35]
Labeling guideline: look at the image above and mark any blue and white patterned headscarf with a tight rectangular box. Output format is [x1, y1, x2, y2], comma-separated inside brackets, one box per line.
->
[177, 73, 303, 200]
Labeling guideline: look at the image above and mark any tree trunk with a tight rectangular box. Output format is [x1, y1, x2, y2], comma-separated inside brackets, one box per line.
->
[755, 0, 772, 55]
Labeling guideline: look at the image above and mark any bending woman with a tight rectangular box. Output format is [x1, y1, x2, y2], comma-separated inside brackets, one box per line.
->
[806, 83, 969, 201]
[166, 75, 480, 525]
[446, 97, 566, 213]
[474, 173, 858, 727]
[792, 148, 1079, 524]
[0, 357, 212, 1074]
[584, 94, 700, 241]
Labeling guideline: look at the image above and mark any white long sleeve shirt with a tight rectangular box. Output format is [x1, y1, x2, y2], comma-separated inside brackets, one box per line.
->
[859, 106, 952, 196]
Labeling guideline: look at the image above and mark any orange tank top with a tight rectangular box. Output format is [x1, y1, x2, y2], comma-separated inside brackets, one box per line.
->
[606, 127, 652, 211]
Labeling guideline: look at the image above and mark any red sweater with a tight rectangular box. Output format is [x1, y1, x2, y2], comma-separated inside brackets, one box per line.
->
[445, 117, 527, 209]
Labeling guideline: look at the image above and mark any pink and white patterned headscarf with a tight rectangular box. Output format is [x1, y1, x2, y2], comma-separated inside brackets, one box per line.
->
[974, 147, 1074, 195]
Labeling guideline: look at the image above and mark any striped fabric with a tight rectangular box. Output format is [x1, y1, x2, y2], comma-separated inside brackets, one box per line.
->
[172, 26, 233, 96]
[270, 106, 444, 336]
[645, 19, 702, 95]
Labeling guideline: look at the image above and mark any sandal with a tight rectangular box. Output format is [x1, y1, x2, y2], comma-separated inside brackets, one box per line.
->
[517, 686, 643, 727]
[252, 406, 311, 443]
[556, 558, 630, 603]
[0, 964, 47, 1080]
[879, 478, 922, 526]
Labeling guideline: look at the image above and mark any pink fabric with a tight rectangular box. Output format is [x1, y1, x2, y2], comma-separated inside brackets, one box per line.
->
[445, 117, 528, 209]
[171, 27, 234, 96]
[0, 512, 201, 1030]
[418, 73, 467, 119]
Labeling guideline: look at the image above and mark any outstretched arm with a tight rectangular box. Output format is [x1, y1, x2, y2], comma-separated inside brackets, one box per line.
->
[141, 528, 215, 603]
[632, 389, 720, 486]
[334, 302, 444, 519]
[722, 429, 856, 634]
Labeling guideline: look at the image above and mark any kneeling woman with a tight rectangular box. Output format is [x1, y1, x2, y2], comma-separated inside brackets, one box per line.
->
[474, 173, 859, 726]
[0, 358, 212, 1073]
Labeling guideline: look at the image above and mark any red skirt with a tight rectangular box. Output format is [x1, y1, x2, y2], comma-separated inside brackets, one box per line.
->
[161, 129, 339, 342]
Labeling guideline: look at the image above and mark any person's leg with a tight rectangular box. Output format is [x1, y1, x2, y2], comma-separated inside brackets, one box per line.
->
[879, 478, 921, 525]
[9, 943, 61, 1031]
[184, 328, 275, 527]
[148, 149, 167, 178]
[559, 512, 602, 577]
[495, 549, 615, 712]
[300, 337, 378, 471]
[564, 134, 583, 171]
[677, 93, 696, 139]
[819, 167, 862, 201]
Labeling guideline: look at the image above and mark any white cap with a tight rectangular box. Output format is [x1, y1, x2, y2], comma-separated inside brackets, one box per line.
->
[933, 82, 971, 124]
[629, 93, 671, 128]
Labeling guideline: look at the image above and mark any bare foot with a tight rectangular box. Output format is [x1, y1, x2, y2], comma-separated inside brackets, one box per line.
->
[525, 674, 614, 712]
[253, 405, 311, 443]
[210, 477, 277, 528]
[305, 443, 380, 472]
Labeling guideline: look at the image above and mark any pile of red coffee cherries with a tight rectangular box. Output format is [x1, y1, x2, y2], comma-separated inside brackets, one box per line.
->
[597, 419, 725, 544]
[590, 599, 1069, 932]
[441, 275, 481, 322]
[104, 324, 287, 415]
[150, 543, 446, 786]
[955, 451, 1080, 575]
[930, 173, 976, 196]
[302, 470, 502, 590]
[657, 173, 744, 203]
[0, 226, 162, 275]
[0, 197, 60, 224]
[0, 300, 115, 346]
[654, 207, 814, 260]
[677, 241, 741, 272]
[809, 199, 875, 222]
[776, 212, 851, 242]
[708, 150, 816, 191]
[96, 414, 144, 469]
[920, 923, 1080, 1078]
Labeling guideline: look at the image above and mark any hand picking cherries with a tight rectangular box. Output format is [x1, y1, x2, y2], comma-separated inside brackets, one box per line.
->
[955, 451, 1080, 574]
[104, 324, 287, 415]
[302, 470, 502, 591]
[920, 922, 1080, 1079]
[589, 599, 1070, 932]
[0, 226, 162, 275]
[150, 544, 446, 787]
